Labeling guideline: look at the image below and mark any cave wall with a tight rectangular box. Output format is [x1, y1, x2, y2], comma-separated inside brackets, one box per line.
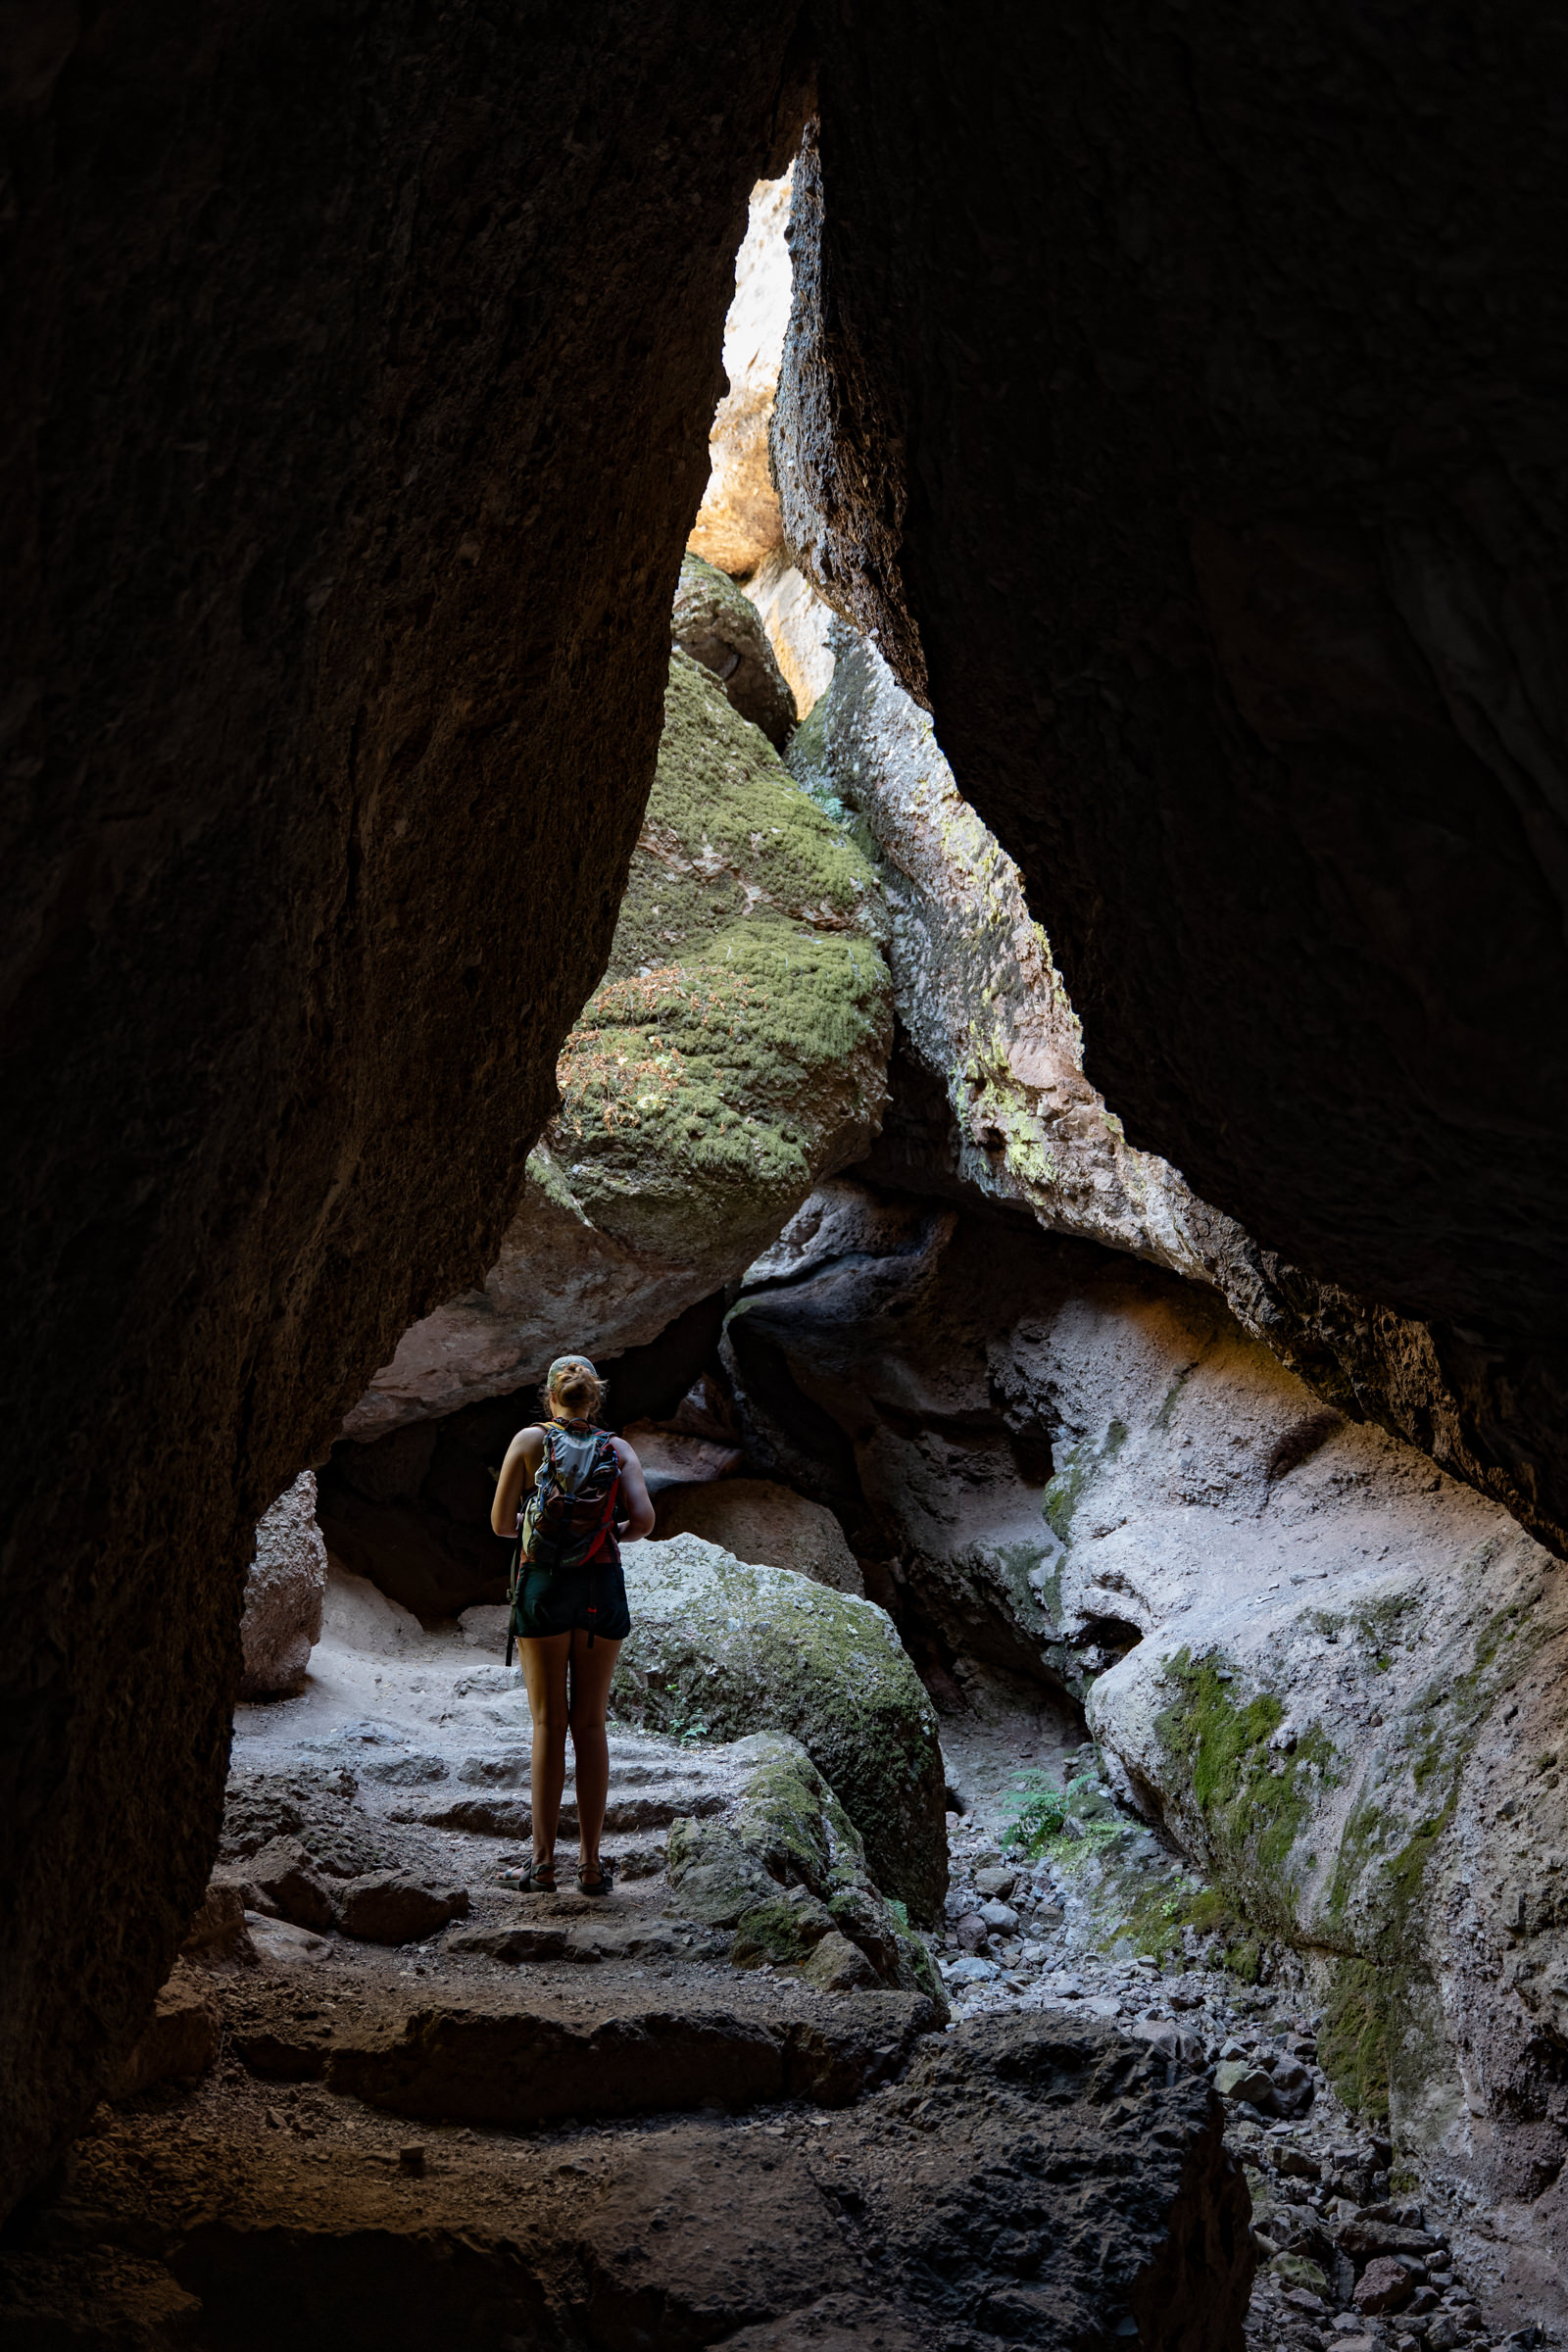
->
[776, 13, 1568, 1550]
[724, 1174, 1568, 2237]
[0, 2, 805, 2215]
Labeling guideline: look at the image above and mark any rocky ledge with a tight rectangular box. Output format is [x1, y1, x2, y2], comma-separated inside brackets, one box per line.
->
[4, 1997, 1250, 2352]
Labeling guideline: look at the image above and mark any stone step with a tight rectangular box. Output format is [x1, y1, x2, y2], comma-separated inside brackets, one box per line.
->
[230, 1981, 941, 2125]
[447, 1918, 689, 1967]
[23, 2011, 1253, 2352]
[399, 1788, 726, 1838]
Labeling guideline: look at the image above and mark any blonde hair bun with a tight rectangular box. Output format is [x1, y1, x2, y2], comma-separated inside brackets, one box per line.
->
[543, 1353, 607, 1420]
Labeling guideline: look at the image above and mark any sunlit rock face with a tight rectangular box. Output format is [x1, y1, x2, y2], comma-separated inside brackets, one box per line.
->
[686, 167, 794, 577]
[0, 2, 808, 2220]
[775, 37, 1568, 1557]
[744, 547, 837, 721]
[724, 1175, 1568, 2241]
[345, 650, 890, 1441]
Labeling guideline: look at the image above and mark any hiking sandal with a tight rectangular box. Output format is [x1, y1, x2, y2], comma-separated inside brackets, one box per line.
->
[497, 1860, 557, 1892]
[577, 1862, 615, 1898]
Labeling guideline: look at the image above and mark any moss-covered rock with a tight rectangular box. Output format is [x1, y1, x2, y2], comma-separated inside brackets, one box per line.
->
[665, 1731, 946, 2007]
[617, 1536, 947, 1923]
[672, 553, 796, 747]
[345, 650, 890, 1437]
[550, 651, 890, 1270]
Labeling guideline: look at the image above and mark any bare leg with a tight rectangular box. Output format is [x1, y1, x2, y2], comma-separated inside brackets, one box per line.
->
[517, 1633, 572, 1872]
[566, 1633, 622, 1883]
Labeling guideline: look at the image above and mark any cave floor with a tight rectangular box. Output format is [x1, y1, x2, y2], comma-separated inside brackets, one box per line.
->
[6, 1620, 1542, 2349]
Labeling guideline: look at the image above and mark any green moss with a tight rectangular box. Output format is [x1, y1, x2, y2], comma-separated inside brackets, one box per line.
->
[1152, 1649, 1339, 1935]
[617, 1541, 948, 1921]
[549, 653, 891, 1260]
[1040, 1419, 1132, 1555]
[1272, 2256, 1330, 2297]
[1320, 1957, 1393, 2119]
[1154, 1368, 1195, 1432]
[1325, 1593, 1544, 1953]
[1103, 1870, 1264, 1981]
[665, 1731, 944, 2005]
[730, 1889, 836, 1968]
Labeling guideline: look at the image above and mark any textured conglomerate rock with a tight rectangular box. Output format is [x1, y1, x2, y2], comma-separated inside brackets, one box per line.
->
[775, 32, 1568, 1555]
[0, 0, 809, 2219]
[238, 1473, 328, 1700]
[344, 649, 889, 1441]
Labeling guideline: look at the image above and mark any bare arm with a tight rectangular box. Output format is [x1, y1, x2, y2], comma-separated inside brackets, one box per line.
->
[492, 1426, 547, 1537]
[612, 1437, 656, 1541]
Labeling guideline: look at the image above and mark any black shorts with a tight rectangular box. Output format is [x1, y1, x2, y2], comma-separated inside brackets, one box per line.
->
[511, 1552, 631, 1643]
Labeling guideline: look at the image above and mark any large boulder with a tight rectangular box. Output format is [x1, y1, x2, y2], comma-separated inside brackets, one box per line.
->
[614, 1534, 947, 1923]
[665, 1731, 944, 2005]
[672, 552, 796, 749]
[686, 168, 793, 577]
[344, 650, 890, 1442]
[655, 1476, 863, 1594]
[237, 1473, 327, 1699]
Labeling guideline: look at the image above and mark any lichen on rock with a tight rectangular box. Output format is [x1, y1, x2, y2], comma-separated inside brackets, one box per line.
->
[615, 1533, 947, 1922]
[552, 652, 890, 1264]
[665, 1731, 945, 2005]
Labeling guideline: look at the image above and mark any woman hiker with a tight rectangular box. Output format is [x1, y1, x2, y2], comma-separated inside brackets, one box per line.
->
[490, 1354, 655, 1895]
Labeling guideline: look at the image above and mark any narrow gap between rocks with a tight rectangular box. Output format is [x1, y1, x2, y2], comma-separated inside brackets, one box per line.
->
[18, 154, 1551, 2352]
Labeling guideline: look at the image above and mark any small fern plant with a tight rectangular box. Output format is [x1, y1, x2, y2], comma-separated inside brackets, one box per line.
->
[1002, 1768, 1102, 1857]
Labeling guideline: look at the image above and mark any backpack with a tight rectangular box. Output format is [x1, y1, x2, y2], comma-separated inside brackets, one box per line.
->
[505, 1422, 620, 1663]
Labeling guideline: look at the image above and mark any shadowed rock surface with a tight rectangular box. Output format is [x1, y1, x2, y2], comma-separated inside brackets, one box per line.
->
[789, 612, 1568, 1566]
[0, 0, 808, 2215]
[11, 11, 1568, 2345]
[3, 2006, 1251, 2352]
[724, 1172, 1568, 2278]
[775, 33, 1568, 1553]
